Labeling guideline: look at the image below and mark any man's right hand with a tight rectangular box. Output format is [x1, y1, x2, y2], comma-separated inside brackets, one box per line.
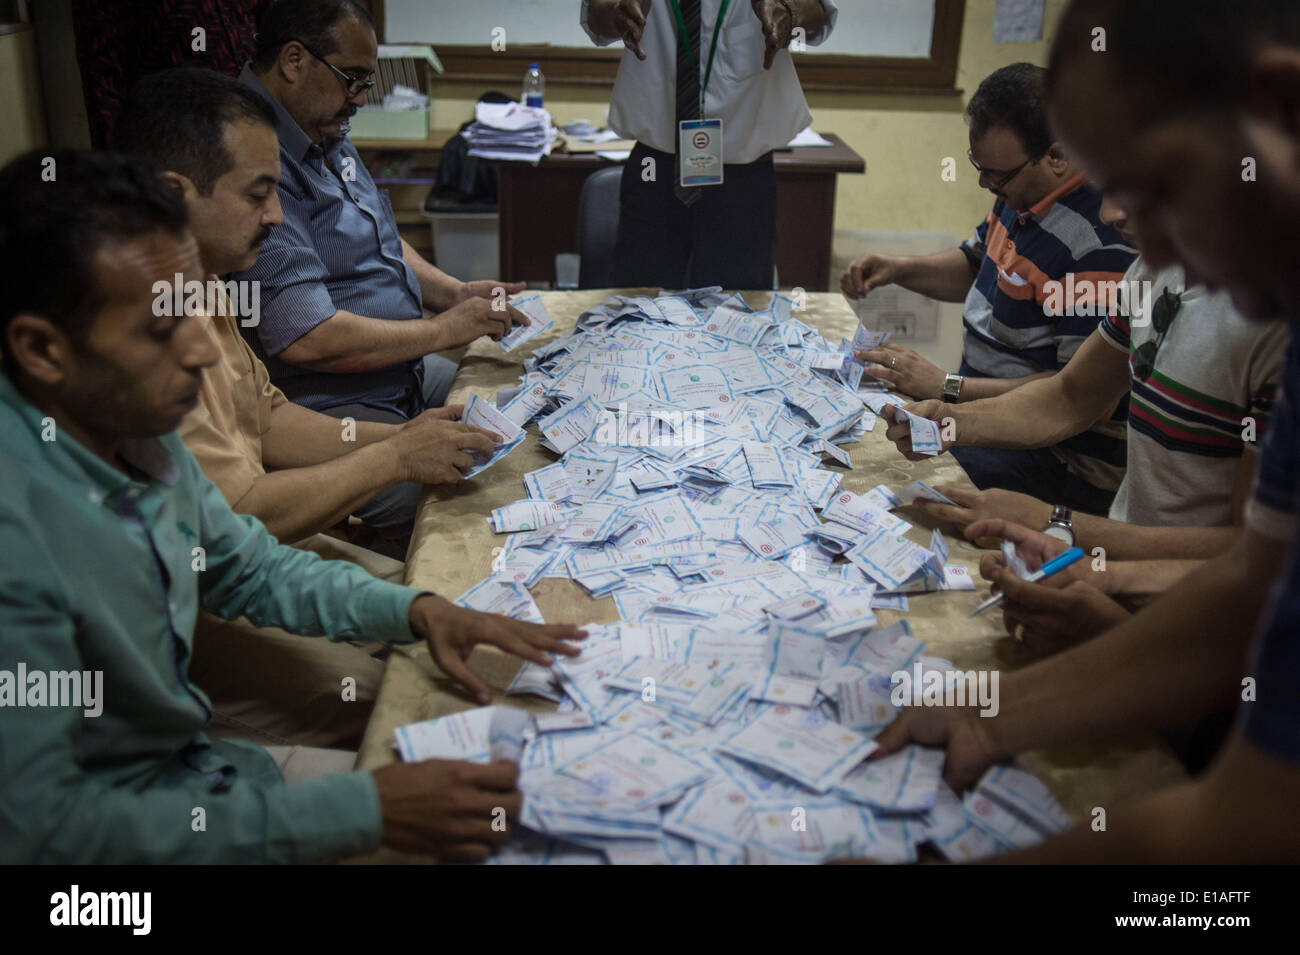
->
[433, 297, 528, 349]
[387, 408, 499, 484]
[841, 252, 901, 300]
[882, 399, 953, 460]
[372, 759, 522, 861]
[604, 0, 652, 59]
[872, 703, 1005, 793]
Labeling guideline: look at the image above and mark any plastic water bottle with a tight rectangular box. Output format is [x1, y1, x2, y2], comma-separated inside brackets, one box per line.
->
[522, 63, 545, 108]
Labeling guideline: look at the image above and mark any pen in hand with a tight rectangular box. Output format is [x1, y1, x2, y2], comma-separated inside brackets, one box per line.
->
[969, 547, 1086, 618]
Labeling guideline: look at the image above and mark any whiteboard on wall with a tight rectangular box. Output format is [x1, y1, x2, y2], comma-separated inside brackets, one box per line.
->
[384, 0, 937, 59]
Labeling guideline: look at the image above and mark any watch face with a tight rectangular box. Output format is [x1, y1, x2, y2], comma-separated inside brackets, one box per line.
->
[1043, 523, 1074, 546]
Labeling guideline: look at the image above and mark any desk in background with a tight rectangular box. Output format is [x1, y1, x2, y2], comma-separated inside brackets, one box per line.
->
[353, 133, 866, 292]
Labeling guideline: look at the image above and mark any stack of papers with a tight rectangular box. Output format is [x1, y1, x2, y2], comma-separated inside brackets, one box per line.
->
[393, 288, 1070, 863]
[464, 101, 558, 163]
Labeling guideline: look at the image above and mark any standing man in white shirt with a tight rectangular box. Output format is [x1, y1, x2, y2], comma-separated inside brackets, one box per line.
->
[582, 0, 838, 289]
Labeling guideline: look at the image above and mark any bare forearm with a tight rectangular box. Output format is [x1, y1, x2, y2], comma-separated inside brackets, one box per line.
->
[988, 532, 1280, 759]
[233, 441, 404, 542]
[1072, 515, 1238, 561]
[948, 378, 1094, 449]
[1107, 558, 1204, 597]
[891, 248, 978, 303]
[401, 238, 461, 311]
[953, 370, 1058, 404]
[277, 310, 448, 373]
[262, 401, 397, 470]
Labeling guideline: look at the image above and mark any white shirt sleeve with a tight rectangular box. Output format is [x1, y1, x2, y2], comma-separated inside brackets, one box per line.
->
[580, 0, 618, 47]
[805, 0, 839, 47]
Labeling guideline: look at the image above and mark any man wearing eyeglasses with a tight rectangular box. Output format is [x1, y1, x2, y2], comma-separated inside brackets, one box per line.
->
[877, 192, 1286, 663]
[842, 63, 1137, 518]
[232, 0, 529, 555]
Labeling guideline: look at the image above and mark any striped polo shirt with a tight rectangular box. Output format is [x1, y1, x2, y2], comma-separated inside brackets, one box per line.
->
[1099, 260, 1285, 527]
[232, 66, 426, 416]
[960, 174, 1137, 496]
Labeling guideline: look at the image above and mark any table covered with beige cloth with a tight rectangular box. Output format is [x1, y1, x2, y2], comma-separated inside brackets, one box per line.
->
[355, 290, 1185, 862]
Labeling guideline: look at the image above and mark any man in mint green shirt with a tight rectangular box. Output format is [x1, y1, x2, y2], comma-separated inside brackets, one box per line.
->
[0, 149, 584, 863]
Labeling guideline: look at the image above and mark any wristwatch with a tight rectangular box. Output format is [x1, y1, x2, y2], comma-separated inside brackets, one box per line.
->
[941, 372, 965, 402]
[1043, 505, 1075, 546]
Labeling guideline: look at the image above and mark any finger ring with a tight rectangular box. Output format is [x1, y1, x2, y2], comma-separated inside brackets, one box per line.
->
[890, 356, 898, 369]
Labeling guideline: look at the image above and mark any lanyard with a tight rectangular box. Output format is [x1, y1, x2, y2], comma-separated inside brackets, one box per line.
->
[668, 0, 732, 112]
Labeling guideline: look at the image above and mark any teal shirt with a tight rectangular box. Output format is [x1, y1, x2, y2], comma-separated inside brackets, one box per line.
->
[0, 373, 421, 863]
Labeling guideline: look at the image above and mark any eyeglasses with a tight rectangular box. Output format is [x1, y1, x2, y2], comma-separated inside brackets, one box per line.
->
[1132, 289, 1182, 381]
[967, 150, 1039, 189]
[293, 39, 375, 96]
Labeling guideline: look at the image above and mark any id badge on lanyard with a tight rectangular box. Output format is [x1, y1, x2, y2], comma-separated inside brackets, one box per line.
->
[672, 0, 730, 189]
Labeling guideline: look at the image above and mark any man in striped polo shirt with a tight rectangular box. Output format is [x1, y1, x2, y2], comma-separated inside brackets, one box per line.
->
[878, 191, 1285, 648]
[842, 63, 1136, 515]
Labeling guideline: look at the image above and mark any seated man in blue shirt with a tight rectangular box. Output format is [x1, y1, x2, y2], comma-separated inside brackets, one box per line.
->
[0, 149, 584, 863]
[231, 0, 530, 551]
[866, 0, 1300, 862]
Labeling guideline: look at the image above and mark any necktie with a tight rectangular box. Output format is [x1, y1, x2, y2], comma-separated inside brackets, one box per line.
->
[673, 0, 703, 206]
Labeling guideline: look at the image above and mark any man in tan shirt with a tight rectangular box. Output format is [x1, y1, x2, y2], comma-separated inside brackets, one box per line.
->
[113, 68, 510, 750]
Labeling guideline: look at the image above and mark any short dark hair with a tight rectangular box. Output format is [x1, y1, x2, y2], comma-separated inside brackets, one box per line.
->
[0, 150, 188, 380]
[252, 0, 375, 72]
[964, 63, 1053, 159]
[113, 68, 278, 196]
[1047, 0, 1300, 121]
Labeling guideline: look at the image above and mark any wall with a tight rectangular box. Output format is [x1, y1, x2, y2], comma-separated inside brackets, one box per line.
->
[0, 25, 47, 165]
[424, 0, 1068, 238]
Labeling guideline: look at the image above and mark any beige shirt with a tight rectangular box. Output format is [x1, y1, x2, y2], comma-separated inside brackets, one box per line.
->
[179, 304, 287, 507]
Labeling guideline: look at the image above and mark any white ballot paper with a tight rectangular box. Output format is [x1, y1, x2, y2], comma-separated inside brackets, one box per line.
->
[718, 704, 878, 793]
[895, 408, 944, 456]
[395, 705, 531, 764]
[833, 744, 944, 811]
[462, 393, 526, 477]
[896, 480, 958, 506]
[498, 293, 555, 352]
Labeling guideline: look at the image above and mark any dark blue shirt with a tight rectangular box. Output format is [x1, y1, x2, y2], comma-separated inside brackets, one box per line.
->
[234, 66, 425, 415]
[1240, 326, 1300, 762]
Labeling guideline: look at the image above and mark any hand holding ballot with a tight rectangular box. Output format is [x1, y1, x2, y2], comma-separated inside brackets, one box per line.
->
[965, 520, 1129, 648]
[434, 295, 532, 349]
[881, 400, 952, 460]
[407, 594, 588, 705]
[391, 406, 500, 484]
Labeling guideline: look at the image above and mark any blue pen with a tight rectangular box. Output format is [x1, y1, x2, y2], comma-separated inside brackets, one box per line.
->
[969, 547, 1086, 617]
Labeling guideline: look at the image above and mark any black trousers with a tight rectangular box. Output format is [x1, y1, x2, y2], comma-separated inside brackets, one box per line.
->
[612, 141, 777, 290]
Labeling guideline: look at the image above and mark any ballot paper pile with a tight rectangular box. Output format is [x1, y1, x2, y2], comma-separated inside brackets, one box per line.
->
[464, 101, 558, 163]
[397, 288, 1069, 863]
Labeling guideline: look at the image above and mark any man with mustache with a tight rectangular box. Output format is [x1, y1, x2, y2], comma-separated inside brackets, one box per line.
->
[0, 149, 586, 862]
[113, 67, 509, 750]
[231, 0, 529, 556]
[842, 64, 1136, 519]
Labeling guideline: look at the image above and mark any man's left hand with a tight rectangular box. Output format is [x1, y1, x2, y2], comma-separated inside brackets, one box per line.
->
[857, 344, 947, 400]
[752, 0, 795, 69]
[408, 595, 587, 704]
